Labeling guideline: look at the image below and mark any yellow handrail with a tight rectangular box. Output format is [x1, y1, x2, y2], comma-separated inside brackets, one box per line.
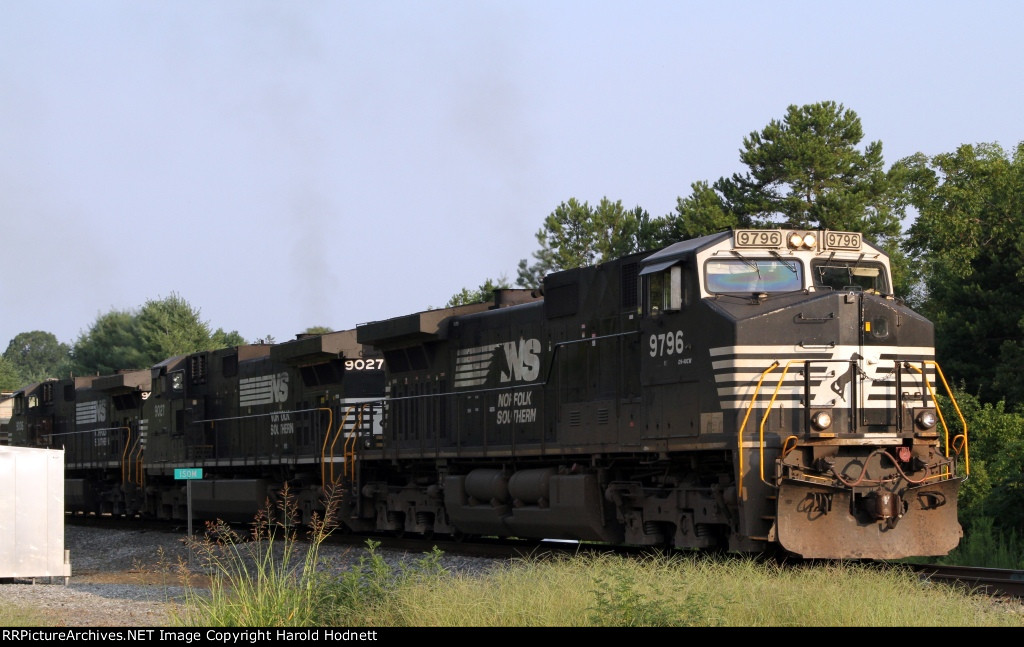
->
[342, 404, 369, 480]
[738, 358, 970, 498]
[737, 361, 779, 498]
[326, 405, 360, 485]
[907, 361, 970, 476]
[758, 360, 802, 487]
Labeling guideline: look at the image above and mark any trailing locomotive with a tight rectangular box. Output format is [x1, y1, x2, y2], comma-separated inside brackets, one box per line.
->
[339, 228, 967, 560]
[5, 228, 968, 560]
[7, 330, 385, 525]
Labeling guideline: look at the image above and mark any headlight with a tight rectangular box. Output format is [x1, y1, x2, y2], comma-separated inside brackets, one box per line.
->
[787, 231, 819, 250]
[915, 409, 938, 430]
[811, 410, 833, 431]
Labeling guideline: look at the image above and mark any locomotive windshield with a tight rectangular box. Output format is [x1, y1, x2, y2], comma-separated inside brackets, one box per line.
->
[705, 258, 802, 293]
[811, 260, 889, 294]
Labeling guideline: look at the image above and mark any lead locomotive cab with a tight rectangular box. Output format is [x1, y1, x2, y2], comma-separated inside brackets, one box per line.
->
[636, 228, 964, 559]
[642, 229, 890, 314]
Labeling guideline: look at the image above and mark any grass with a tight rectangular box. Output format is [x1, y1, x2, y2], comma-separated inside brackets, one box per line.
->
[163, 488, 1024, 627]
[375, 552, 1024, 627]
[4, 491, 1022, 628]
[0, 606, 46, 627]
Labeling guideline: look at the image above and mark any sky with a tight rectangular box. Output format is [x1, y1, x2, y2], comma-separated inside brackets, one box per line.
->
[2, 1, 1022, 349]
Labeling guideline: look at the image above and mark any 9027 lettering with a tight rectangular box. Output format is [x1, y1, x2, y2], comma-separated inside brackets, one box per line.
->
[344, 358, 384, 370]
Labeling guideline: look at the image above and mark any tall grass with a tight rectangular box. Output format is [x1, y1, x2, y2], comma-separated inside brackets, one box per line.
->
[173, 525, 1024, 627]
[165, 484, 1022, 627]
[380, 552, 1024, 627]
[174, 484, 340, 626]
[172, 484, 448, 627]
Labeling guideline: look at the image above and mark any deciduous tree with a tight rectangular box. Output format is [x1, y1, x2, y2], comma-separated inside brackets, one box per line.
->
[516, 197, 659, 289]
[71, 294, 247, 376]
[900, 141, 1024, 407]
[2, 330, 72, 383]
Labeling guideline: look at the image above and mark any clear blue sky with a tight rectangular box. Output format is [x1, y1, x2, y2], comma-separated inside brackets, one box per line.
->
[2, 1, 1022, 348]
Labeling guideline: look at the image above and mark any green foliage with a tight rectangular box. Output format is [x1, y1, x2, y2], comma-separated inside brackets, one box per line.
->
[2, 331, 72, 383]
[665, 180, 745, 241]
[516, 197, 658, 288]
[669, 101, 911, 296]
[446, 277, 512, 307]
[71, 308, 151, 375]
[136, 293, 213, 359]
[71, 293, 246, 376]
[371, 552, 1021, 627]
[901, 142, 1024, 406]
[179, 486, 449, 627]
[588, 555, 724, 627]
[211, 328, 248, 348]
[324, 540, 448, 625]
[719, 101, 899, 234]
[0, 355, 27, 390]
[941, 517, 1024, 569]
[940, 389, 1024, 538]
[180, 485, 341, 626]
[302, 326, 334, 335]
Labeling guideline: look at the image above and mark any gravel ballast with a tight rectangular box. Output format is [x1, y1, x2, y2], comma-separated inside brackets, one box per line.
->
[3, 521, 496, 627]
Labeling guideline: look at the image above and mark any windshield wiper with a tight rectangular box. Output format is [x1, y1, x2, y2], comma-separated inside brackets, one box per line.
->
[730, 250, 762, 278]
[770, 250, 799, 275]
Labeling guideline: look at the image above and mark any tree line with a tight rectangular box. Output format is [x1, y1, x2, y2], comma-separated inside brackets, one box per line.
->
[0, 294, 246, 388]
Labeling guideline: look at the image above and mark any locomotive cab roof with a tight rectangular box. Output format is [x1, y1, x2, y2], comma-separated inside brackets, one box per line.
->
[638, 230, 733, 275]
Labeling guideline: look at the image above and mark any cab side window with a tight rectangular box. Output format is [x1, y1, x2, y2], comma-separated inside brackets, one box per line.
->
[645, 265, 683, 316]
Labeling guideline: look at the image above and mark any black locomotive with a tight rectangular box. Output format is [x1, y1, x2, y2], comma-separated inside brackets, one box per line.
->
[7, 330, 385, 525]
[5, 228, 967, 559]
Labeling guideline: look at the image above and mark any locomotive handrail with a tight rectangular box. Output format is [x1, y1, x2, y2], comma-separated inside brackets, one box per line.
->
[342, 404, 371, 481]
[119, 426, 133, 486]
[757, 360, 803, 488]
[132, 440, 145, 487]
[317, 406, 334, 486]
[741, 358, 970, 493]
[737, 361, 780, 498]
[327, 405, 360, 484]
[321, 403, 372, 485]
[906, 361, 970, 476]
[125, 433, 144, 487]
[327, 406, 353, 484]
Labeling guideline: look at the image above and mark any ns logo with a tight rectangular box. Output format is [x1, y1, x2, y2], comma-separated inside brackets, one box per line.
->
[500, 338, 541, 383]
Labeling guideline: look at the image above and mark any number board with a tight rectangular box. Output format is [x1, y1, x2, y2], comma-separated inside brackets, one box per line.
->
[823, 231, 862, 251]
[734, 230, 783, 248]
[174, 468, 203, 480]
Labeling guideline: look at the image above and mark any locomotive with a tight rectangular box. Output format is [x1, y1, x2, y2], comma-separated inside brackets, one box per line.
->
[5, 228, 967, 560]
[339, 228, 966, 560]
[7, 330, 385, 525]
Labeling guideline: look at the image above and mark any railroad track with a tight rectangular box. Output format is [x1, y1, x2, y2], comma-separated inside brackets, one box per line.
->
[903, 563, 1024, 599]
